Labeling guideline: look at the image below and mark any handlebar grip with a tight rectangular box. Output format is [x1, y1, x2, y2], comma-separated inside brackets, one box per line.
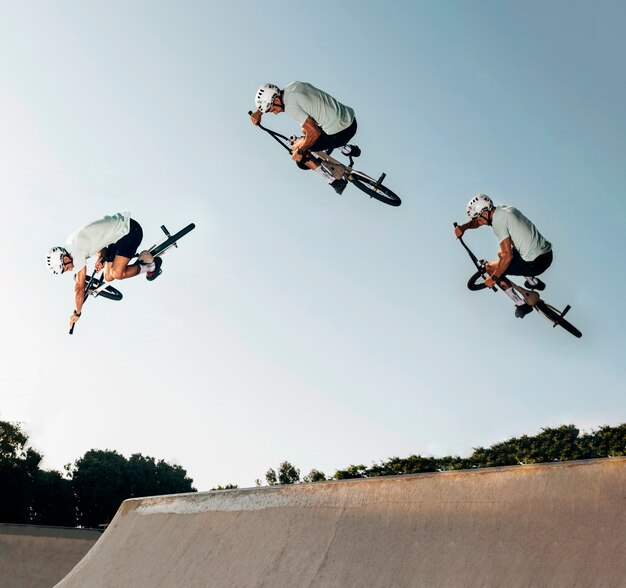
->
[69, 324, 75, 335]
[248, 111, 253, 116]
[453, 222, 458, 227]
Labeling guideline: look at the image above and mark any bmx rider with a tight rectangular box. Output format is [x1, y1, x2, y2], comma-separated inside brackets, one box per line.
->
[454, 195, 553, 319]
[250, 82, 360, 195]
[46, 211, 162, 329]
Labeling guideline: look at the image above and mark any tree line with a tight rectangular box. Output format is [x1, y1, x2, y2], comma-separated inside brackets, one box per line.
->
[0, 421, 195, 528]
[261, 424, 625, 485]
[1, 421, 623, 528]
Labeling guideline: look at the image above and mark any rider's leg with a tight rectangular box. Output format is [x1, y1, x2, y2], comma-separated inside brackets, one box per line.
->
[522, 250, 552, 290]
[105, 256, 141, 281]
[103, 218, 145, 281]
[307, 125, 356, 183]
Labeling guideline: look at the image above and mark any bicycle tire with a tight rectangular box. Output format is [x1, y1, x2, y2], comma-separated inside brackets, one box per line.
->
[85, 277, 123, 302]
[348, 171, 401, 207]
[150, 223, 196, 257]
[467, 270, 488, 291]
[535, 300, 582, 338]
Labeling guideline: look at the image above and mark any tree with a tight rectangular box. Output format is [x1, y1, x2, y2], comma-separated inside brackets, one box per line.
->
[303, 469, 326, 483]
[265, 461, 300, 485]
[72, 450, 196, 527]
[278, 461, 300, 485]
[578, 425, 626, 458]
[334, 464, 368, 480]
[152, 458, 195, 494]
[31, 469, 76, 526]
[0, 421, 42, 523]
[211, 484, 238, 490]
[72, 450, 128, 527]
[265, 468, 278, 485]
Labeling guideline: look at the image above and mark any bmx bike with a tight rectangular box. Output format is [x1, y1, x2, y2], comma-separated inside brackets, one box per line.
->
[248, 111, 401, 207]
[70, 223, 195, 334]
[455, 223, 582, 338]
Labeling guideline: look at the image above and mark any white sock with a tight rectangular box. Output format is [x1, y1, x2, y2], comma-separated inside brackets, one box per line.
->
[314, 164, 336, 184]
[139, 262, 155, 274]
[504, 287, 526, 306]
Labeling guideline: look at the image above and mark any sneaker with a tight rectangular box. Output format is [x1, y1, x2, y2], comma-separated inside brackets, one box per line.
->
[340, 144, 361, 158]
[138, 250, 155, 265]
[524, 277, 546, 291]
[146, 257, 162, 281]
[330, 178, 348, 195]
[514, 303, 533, 319]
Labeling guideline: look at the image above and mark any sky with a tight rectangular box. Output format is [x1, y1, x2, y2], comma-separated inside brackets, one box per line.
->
[1, 1, 624, 491]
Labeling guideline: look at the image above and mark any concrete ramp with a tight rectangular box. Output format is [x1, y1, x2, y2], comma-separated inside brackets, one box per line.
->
[0, 524, 101, 588]
[56, 458, 625, 587]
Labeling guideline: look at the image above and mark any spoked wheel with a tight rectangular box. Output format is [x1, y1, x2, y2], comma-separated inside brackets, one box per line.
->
[348, 171, 401, 207]
[84, 276, 123, 301]
[534, 301, 582, 338]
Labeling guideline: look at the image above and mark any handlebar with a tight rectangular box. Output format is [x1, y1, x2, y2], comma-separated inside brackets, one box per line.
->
[248, 110, 292, 153]
[453, 222, 497, 292]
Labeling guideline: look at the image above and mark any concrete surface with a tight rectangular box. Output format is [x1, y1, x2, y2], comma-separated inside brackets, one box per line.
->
[0, 524, 101, 588]
[56, 458, 625, 587]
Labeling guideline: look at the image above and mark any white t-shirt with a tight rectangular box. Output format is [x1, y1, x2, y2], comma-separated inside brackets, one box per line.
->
[65, 212, 131, 271]
[492, 206, 551, 261]
[283, 81, 355, 135]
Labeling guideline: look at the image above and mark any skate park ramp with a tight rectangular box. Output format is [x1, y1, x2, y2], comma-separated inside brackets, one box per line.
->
[56, 458, 625, 588]
[0, 524, 101, 588]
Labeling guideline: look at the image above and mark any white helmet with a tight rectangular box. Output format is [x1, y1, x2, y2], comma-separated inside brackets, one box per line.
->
[46, 246, 68, 275]
[255, 83, 280, 113]
[467, 194, 494, 219]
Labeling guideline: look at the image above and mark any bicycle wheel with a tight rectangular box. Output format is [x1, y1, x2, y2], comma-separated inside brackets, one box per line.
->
[535, 301, 582, 338]
[348, 171, 401, 207]
[467, 270, 488, 291]
[85, 277, 123, 302]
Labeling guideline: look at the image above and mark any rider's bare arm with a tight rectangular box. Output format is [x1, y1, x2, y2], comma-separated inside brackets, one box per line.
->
[73, 266, 87, 315]
[490, 237, 514, 279]
[297, 116, 322, 152]
[454, 218, 482, 238]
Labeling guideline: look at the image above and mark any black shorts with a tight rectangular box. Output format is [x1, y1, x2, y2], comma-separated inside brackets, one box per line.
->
[310, 118, 358, 152]
[504, 249, 553, 277]
[105, 218, 143, 261]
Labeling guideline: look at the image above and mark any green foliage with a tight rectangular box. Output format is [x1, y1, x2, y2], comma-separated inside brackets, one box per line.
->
[72, 450, 129, 527]
[278, 461, 300, 485]
[334, 464, 368, 480]
[330, 424, 626, 479]
[211, 484, 238, 490]
[265, 461, 301, 485]
[265, 468, 278, 485]
[0, 420, 29, 462]
[303, 469, 326, 483]
[31, 469, 76, 526]
[578, 425, 626, 458]
[71, 450, 196, 527]
[0, 421, 43, 523]
[0, 420, 196, 528]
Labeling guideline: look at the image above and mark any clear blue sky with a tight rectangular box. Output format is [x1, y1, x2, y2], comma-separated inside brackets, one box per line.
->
[1, 1, 624, 489]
